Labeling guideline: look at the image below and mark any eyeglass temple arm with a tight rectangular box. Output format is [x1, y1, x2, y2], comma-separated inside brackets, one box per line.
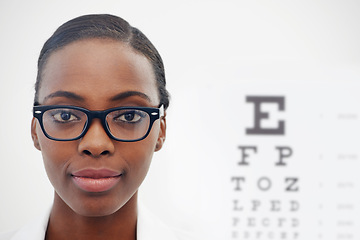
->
[159, 105, 165, 117]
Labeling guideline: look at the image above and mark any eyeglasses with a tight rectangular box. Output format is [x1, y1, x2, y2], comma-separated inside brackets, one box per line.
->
[33, 105, 164, 142]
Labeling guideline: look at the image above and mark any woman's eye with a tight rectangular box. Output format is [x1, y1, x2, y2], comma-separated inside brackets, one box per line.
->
[116, 111, 143, 123]
[52, 111, 79, 123]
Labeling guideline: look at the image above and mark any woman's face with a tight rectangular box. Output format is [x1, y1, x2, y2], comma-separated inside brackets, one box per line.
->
[31, 39, 166, 217]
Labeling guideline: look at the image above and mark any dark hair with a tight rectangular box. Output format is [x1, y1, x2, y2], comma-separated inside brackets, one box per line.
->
[35, 14, 169, 109]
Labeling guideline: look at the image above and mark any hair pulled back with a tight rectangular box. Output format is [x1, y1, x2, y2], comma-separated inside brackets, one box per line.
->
[35, 14, 169, 109]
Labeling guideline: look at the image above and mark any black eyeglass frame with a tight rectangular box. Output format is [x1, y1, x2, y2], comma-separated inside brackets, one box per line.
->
[33, 105, 164, 142]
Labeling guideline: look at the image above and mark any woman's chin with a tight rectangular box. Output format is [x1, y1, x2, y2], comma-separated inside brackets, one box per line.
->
[70, 203, 122, 217]
[66, 195, 135, 218]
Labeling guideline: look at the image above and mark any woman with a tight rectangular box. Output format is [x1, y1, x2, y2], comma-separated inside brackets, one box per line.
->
[1, 14, 188, 240]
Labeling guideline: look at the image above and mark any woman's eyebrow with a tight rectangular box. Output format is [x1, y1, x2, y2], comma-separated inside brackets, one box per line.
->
[43, 91, 85, 102]
[43, 90, 151, 103]
[110, 91, 151, 102]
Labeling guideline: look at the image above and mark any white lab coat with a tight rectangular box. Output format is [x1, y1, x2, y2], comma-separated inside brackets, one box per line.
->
[0, 205, 193, 240]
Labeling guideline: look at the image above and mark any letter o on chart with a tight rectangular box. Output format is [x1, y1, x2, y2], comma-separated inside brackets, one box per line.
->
[258, 177, 271, 191]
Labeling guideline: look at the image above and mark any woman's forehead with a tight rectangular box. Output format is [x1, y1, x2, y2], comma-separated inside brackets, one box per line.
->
[38, 39, 159, 106]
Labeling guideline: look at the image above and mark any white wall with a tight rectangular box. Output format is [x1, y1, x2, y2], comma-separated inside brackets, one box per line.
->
[1, 1, 360, 239]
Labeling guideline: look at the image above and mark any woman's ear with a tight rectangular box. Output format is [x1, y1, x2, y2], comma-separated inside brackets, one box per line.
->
[31, 118, 41, 151]
[155, 115, 166, 152]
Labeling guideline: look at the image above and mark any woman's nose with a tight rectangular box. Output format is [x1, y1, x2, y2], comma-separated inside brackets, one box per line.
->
[77, 119, 115, 157]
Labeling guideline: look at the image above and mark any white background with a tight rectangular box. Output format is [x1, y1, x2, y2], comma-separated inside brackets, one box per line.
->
[0, 1, 360, 239]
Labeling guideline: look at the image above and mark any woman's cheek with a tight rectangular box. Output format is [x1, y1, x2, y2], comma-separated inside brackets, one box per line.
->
[40, 141, 74, 183]
[121, 142, 154, 184]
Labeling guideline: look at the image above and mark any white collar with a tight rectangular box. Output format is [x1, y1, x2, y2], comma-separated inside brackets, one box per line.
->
[137, 203, 179, 240]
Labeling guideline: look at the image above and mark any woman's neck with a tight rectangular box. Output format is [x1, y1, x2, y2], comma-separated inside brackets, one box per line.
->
[45, 193, 138, 240]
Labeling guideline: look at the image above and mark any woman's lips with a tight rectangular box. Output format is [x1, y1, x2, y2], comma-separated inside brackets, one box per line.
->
[71, 169, 122, 193]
